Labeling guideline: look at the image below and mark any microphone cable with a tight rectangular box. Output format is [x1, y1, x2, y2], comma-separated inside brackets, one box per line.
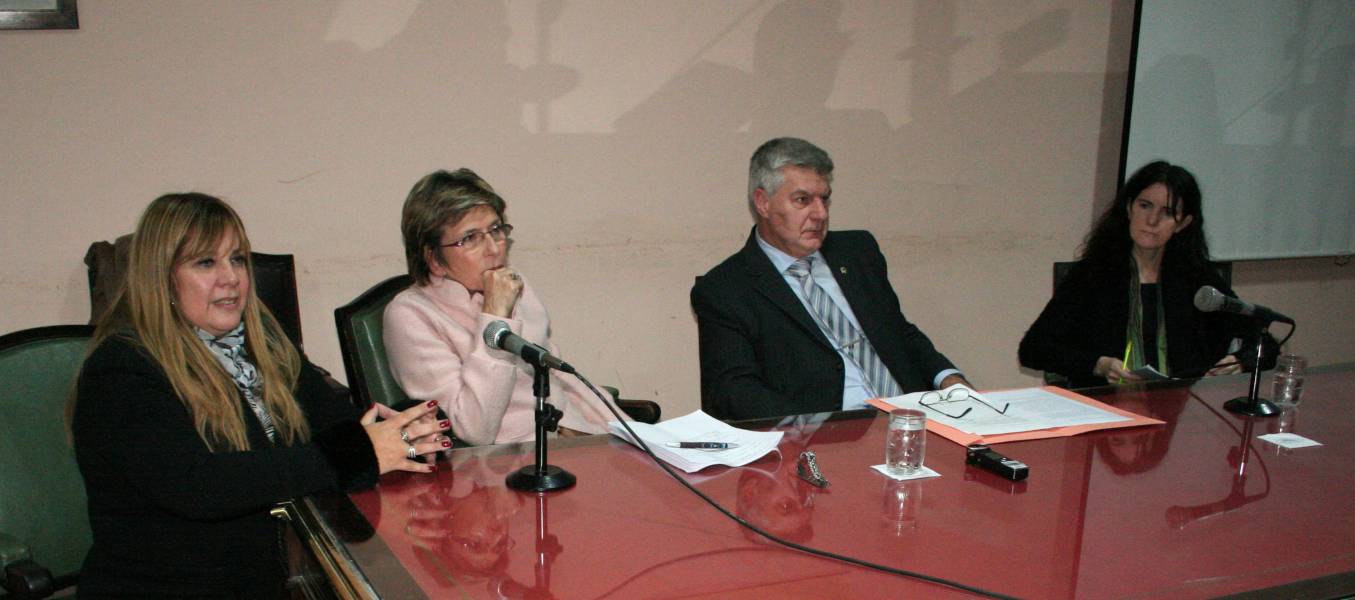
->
[570, 370, 1021, 600]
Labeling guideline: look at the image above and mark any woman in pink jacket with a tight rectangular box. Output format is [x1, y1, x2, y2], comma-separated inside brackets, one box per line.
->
[383, 168, 613, 445]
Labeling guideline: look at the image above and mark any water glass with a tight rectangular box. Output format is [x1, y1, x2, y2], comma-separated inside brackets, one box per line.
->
[1271, 354, 1307, 407]
[886, 409, 926, 476]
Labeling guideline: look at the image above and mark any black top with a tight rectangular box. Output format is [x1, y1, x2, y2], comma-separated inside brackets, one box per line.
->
[1140, 284, 1160, 368]
[691, 229, 957, 420]
[72, 334, 377, 598]
[1019, 259, 1251, 388]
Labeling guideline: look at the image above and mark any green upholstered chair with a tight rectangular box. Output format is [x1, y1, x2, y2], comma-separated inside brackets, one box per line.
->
[334, 275, 660, 436]
[334, 275, 415, 412]
[0, 325, 95, 599]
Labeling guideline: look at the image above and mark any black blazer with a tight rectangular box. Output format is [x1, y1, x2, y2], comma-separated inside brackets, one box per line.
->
[691, 229, 957, 420]
[72, 334, 376, 598]
[1018, 258, 1253, 388]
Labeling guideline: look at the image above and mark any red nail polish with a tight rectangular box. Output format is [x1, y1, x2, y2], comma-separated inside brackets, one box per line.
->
[426, 400, 437, 408]
[441, 440, 452, 448]
[428, 464, 437, 472]
[439, 420, 450, 429]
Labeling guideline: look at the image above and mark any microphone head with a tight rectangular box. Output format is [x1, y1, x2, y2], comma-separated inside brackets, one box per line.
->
[1194, 285, 1226, 312]
[483, 320, 511, 349]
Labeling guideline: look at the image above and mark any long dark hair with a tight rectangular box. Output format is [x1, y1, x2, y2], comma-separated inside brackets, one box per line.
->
[1080, 161, 1210, 274]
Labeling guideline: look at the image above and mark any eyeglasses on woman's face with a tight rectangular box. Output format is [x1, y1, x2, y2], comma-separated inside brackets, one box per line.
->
[441, 222, 513, 252]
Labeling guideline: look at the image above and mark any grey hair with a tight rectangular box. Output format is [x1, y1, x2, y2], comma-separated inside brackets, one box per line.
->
[747, 137, 834, 213]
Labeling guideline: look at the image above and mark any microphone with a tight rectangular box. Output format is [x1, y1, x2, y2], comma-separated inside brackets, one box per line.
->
[483, 320, 575, 373]
[1193, 286, 1294, 325]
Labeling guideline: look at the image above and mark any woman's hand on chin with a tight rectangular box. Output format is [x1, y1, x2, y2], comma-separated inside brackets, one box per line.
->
[482, 267, 524, 317]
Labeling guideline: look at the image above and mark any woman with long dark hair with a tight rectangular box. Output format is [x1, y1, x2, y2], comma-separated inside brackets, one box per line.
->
[1019, 161, 1256, 388]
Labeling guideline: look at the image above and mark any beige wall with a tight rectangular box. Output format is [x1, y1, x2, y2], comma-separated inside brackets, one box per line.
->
[3, 1, 1350, 416]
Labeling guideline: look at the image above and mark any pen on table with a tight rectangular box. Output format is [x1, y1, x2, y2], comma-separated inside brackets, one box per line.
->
[665, 442, 739, 450]
[1119, 341, 1133, 384]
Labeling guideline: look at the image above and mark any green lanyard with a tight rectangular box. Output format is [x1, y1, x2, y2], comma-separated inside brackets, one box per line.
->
[1125, 259, 1169, 375]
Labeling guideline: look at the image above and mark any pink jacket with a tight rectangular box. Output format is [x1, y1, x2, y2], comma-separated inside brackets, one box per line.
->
[383, 275, 613, 445]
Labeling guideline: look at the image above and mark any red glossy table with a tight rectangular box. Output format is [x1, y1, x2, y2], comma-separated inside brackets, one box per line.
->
[299, 367, 1355, 599]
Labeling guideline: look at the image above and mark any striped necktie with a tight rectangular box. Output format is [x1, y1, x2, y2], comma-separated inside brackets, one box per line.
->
[787, 257, 903, 399]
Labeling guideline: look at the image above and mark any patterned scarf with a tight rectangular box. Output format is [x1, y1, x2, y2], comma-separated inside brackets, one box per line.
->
[196, 323, 277, 442]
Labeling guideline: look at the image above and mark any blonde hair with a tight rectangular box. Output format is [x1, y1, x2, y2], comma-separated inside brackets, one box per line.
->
[86, 193, 309, 451]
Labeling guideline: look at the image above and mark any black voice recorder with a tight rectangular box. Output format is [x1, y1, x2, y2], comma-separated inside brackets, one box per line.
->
[966, 444, 1029, 481]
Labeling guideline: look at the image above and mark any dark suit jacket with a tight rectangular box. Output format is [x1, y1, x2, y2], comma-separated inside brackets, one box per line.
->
[691, 229, 957, 420]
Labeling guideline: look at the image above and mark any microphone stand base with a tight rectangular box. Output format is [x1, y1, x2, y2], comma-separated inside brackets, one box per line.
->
[507, 464, 577, 493]
[1224, 396, 1280, 417]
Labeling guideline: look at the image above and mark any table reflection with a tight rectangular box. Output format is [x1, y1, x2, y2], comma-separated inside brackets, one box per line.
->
[310, 368, 1355, 599]
[1095, 387, 1188, 475]
[880, 479, 922, 534]
[735, 454, 818, 544]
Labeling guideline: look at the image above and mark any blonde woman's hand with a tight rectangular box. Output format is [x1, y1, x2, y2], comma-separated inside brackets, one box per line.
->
[361, 400, 452, 474]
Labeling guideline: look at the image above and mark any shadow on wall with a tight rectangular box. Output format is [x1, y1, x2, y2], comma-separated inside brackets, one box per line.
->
[36, 0, 1130, 396]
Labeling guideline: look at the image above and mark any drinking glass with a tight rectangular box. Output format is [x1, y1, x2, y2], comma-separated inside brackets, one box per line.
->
[886, 409, 926, 475]
[1271, 354, 1307, 407]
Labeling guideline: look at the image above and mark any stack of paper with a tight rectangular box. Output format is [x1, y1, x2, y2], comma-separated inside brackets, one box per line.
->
[608, 410, 784, 473]
[882, 385, 1130, 436]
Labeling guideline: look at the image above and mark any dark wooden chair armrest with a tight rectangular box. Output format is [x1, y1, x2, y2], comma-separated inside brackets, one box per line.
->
[600, 386, 661, 424]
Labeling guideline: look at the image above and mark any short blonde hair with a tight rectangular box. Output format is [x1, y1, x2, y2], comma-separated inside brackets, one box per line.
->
[401, 169, 506, 286]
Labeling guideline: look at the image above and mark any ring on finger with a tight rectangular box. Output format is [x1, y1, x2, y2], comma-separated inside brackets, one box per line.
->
[406, 443, 417, 460]
[400, 428, 411, 443]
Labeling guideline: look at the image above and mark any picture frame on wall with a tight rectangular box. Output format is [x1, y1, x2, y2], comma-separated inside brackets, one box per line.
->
[0, 0, 78, 30]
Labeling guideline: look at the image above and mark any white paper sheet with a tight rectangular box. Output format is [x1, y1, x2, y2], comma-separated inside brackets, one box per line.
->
[608, 410, 784, 473]
[1257, 433, 1322, 449]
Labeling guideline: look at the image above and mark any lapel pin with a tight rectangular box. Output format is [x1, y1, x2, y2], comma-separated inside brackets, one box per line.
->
[839, 266, 848, 274]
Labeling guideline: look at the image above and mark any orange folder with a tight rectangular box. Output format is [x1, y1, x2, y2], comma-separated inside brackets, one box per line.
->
[867, 386, 1164, 447]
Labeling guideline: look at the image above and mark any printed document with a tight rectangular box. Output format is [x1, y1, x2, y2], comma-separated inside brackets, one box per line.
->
[881, 385, 1131, 436]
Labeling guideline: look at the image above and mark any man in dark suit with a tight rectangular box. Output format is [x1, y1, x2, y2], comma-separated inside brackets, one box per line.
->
[691, 137, 968, 420]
